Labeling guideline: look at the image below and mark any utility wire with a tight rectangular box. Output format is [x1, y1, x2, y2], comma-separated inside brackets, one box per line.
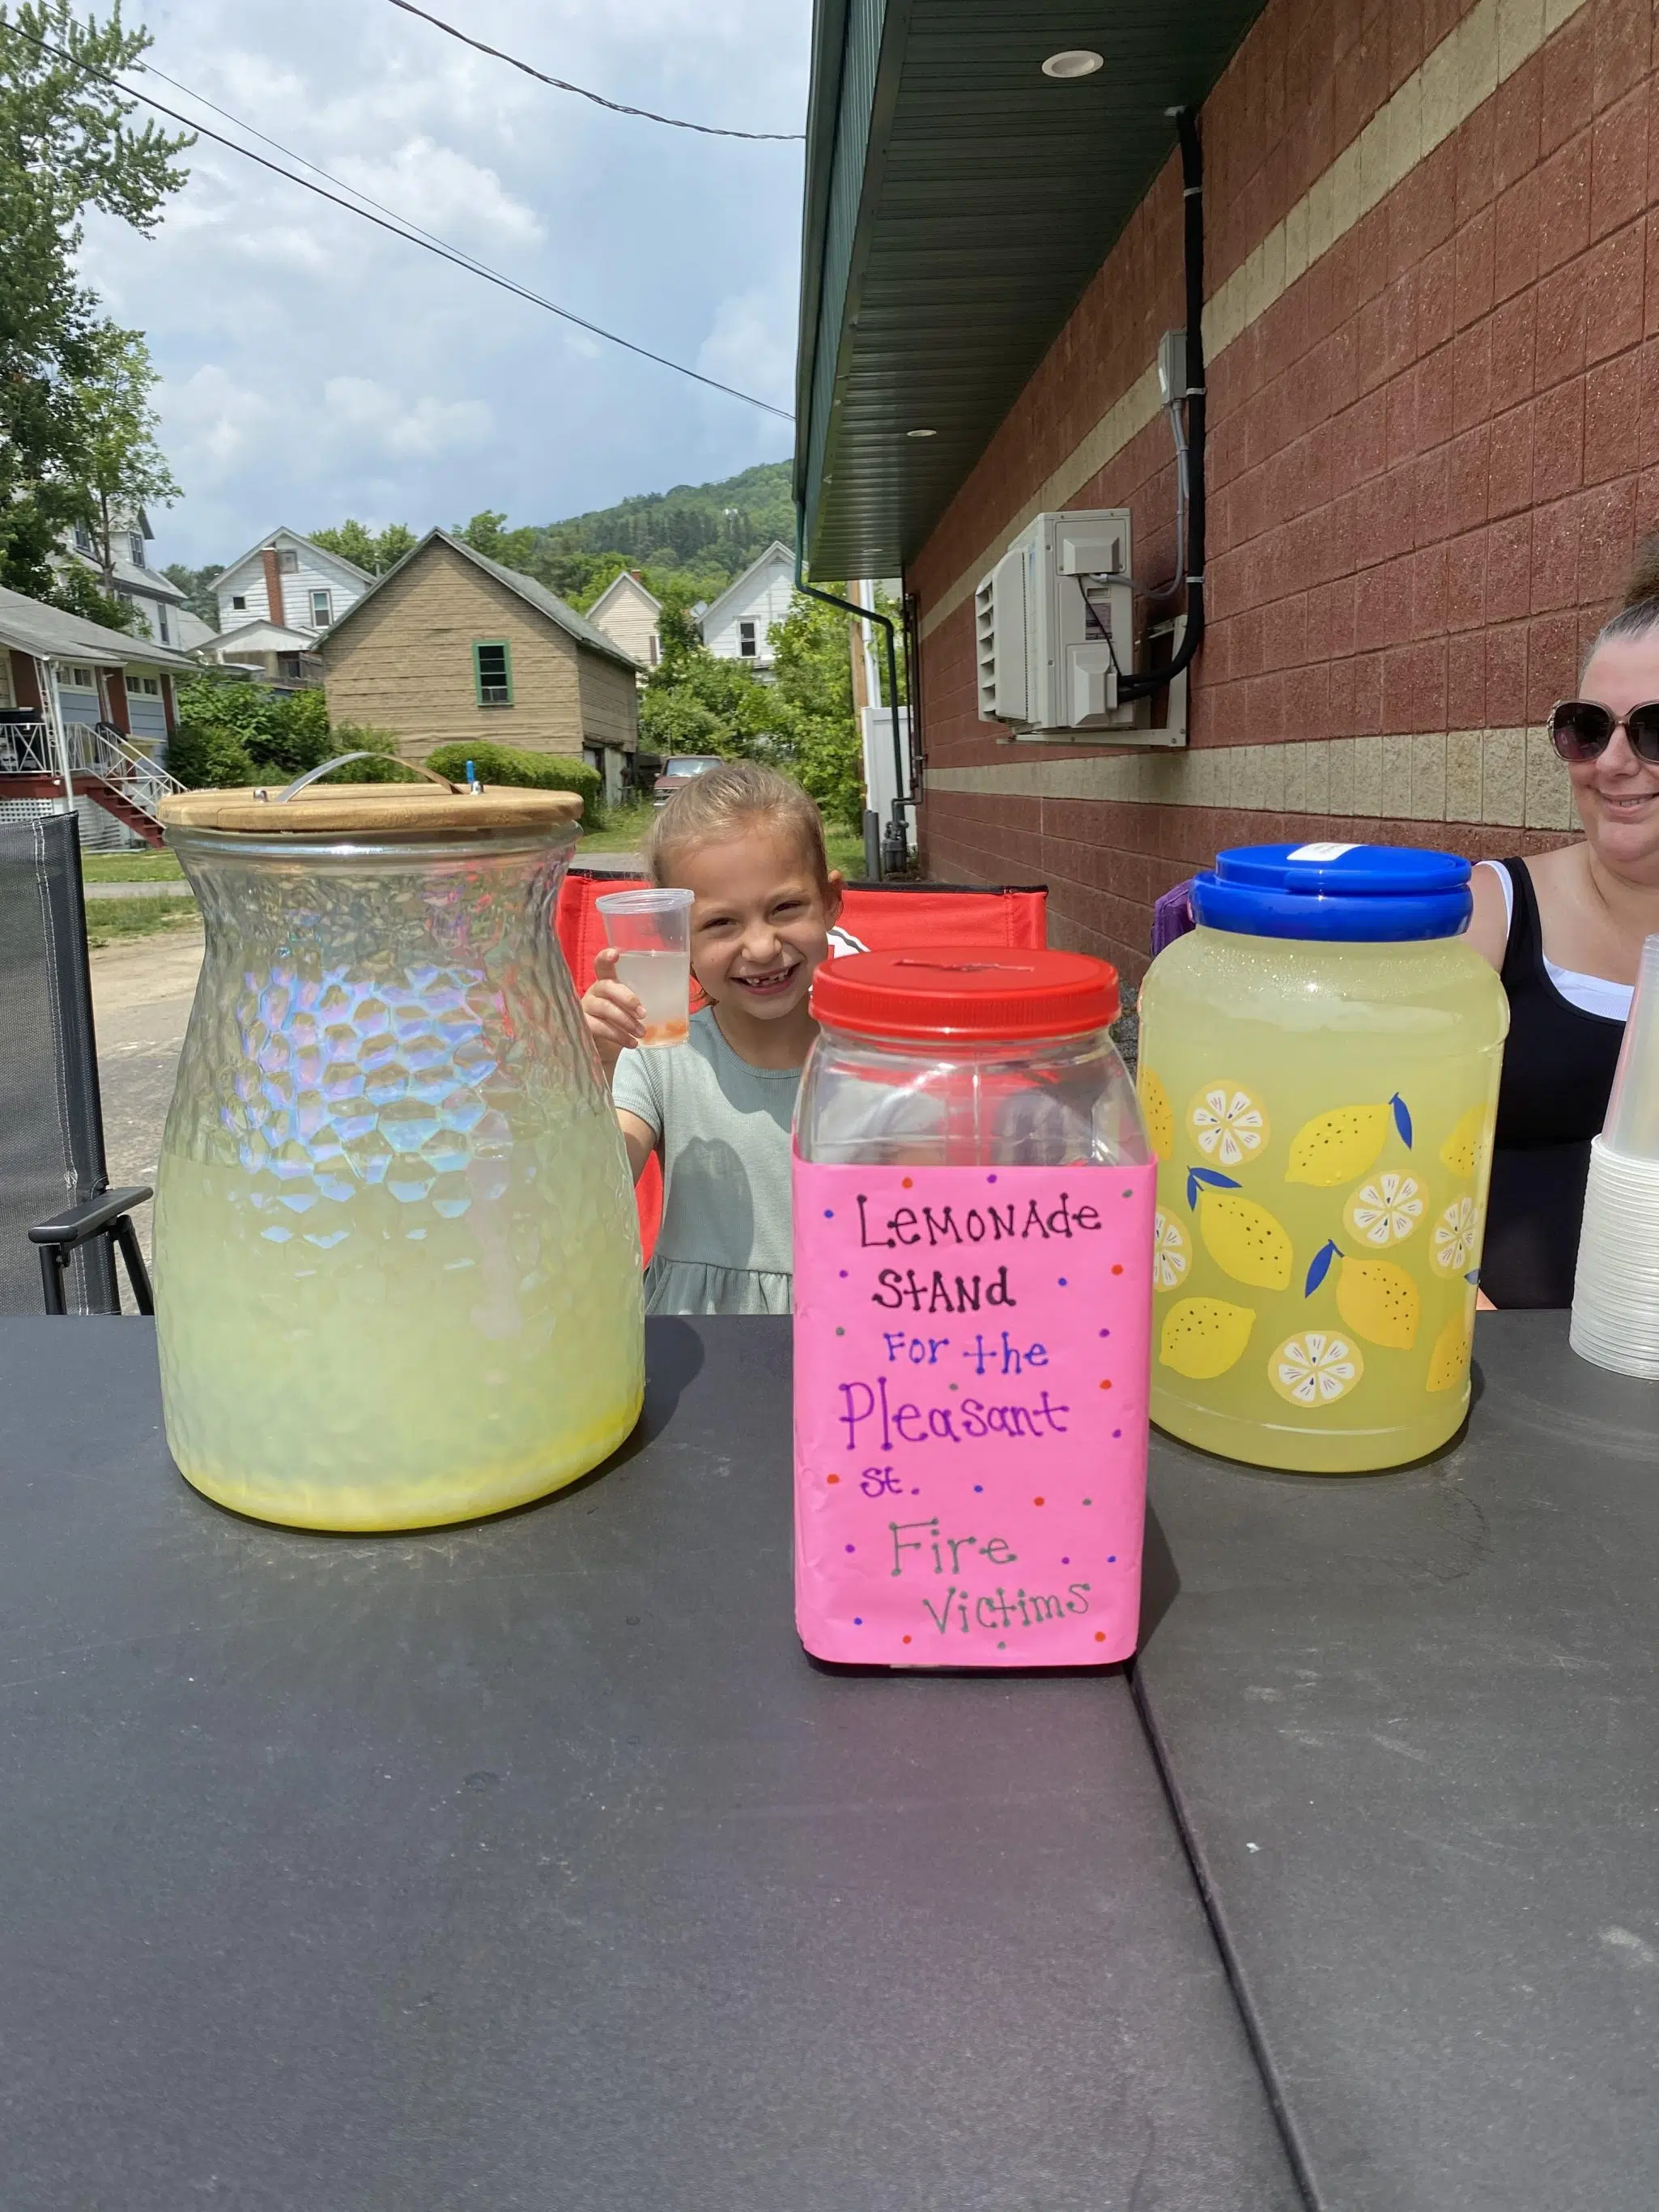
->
[0, 18, 794, 422]
[383, 0, 804, 143]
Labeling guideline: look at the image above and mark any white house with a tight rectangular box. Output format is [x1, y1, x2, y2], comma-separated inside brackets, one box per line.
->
[201, 528, 374, 680]
[585, 569, 660, 678]
[696, 540, 794, 672]
[63, 508, 191, 651]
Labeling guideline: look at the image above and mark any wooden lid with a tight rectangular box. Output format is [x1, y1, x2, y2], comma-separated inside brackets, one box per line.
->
[158, 784, 583, 837]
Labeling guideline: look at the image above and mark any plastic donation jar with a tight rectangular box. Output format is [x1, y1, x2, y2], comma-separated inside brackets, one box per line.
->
[792, 948, 1155, 1667]
[1137, 842, 1509, 1474]
[153, 768, 644, 1530]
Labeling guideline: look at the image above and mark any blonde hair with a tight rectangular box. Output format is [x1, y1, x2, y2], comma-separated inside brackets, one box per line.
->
[645, 759, 835, 896]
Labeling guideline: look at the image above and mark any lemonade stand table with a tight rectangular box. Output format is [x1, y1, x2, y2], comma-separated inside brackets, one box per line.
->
[1138, 1309, 1659, 2211]
[0, 1317, 1298, 2212]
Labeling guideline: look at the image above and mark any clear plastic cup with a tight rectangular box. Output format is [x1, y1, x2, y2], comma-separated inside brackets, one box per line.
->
[1602, 934, 1659, 1161]
[596, 886, 694, 1047]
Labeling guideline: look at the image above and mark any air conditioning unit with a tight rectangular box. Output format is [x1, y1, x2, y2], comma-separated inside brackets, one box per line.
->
[975, 509, 1136, 737]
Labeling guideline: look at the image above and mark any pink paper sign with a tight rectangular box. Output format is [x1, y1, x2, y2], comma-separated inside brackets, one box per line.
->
[793, 1160, 1156, 1667]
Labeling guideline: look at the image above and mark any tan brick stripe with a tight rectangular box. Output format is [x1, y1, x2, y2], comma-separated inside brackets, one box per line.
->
[917, 0, 1593, 647]
[925, 725, 1578, 832]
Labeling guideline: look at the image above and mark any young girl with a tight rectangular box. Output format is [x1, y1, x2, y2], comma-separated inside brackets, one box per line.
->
[582, 762, 862, 1316]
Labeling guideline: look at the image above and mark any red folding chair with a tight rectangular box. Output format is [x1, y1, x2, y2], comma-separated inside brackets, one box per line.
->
[556, 870, 1049, 1261]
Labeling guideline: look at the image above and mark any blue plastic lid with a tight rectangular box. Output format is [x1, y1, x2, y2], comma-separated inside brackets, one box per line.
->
[1190, 841, 1472, 941]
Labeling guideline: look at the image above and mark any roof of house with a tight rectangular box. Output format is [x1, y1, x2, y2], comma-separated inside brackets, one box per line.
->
[211, 526, 376, 592]
[586, 568, 663, 621]
[62, 547, 186, 604]
[204, 618, 321, 654]
[696, 540, 794, 636]
[794, 0, 1267, 575]
[176, 609, 218, 653]
[319, 528, 642, 673]
[0, 582, 198, 671]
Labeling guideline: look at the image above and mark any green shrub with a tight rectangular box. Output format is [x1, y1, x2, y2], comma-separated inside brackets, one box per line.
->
[170, 675, 411, 790]
[426, 741, 604, 823]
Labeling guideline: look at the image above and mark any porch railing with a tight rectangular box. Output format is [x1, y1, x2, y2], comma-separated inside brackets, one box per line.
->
[0, 713, 185, 830]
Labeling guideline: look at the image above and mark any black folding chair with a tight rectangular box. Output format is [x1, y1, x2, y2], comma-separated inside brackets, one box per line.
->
[0, 810, 153, 1315]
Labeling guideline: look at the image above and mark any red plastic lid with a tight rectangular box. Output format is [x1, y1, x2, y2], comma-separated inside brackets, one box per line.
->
[811, 946, 1119, 1041]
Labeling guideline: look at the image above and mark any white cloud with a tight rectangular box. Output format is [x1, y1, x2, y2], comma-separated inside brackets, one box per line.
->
[83, 0, 807, 561]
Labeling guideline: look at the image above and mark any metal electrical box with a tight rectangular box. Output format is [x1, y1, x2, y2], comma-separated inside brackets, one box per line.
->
[974, 508, 1136, 737]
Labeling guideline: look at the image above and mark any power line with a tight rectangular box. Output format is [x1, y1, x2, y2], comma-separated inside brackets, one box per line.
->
[0, 19, 794, 423]
[383, 0, 804, 143]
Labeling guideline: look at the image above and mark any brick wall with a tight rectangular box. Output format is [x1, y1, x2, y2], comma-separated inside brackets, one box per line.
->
[909, 0, 1655, 977]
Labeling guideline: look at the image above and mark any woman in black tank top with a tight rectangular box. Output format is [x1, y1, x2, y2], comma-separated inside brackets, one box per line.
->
[1479, 857, 1626, 1307]
[1467, 592, 1659, 1307]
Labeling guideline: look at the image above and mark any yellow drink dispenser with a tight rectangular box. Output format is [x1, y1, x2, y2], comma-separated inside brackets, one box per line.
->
[153, 765, 644, 1529]
[1138, 842, 1508, 1473]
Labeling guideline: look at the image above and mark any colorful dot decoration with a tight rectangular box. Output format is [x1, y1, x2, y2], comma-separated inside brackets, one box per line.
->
[1111, 1263, 1124, 1276]
[1095, 1631, 1107, 1644]
[1058, 1276, 1068, 1287]
[827, 1473, 840, 1485]
[823, 1208, 834, 1219]
[1099, 1378, 1113, 1391]
[1033, 1495, 1045, 1507]
[901, 1176, 913, 1189]
[902, 1635, 912, 1645]
[844, 1543, 855, 1554]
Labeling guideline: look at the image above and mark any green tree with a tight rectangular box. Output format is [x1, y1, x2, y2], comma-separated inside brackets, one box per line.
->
[163, 560, 219, 629]
[767, 592, 864, 829]
[0, 2, 190, 602]
[169, 672, 405, 789]
[309, 518, 417, 575]
[68, 322, 178, 593]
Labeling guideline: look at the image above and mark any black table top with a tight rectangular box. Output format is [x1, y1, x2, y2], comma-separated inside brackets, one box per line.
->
[0, 1317, 1296, 2212]
[1138, 1308, 1659, 2211]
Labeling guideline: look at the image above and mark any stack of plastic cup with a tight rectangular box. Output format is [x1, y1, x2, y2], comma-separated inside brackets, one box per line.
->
[1571, 933, 1659, 1377]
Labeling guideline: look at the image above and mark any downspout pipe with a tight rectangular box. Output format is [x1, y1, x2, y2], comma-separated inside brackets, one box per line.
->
[1119, 105, 1206, 701]
[793, 506, 909, 866]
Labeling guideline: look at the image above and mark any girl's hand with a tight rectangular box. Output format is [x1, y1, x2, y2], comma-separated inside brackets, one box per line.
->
[582, 946, 645, 1074]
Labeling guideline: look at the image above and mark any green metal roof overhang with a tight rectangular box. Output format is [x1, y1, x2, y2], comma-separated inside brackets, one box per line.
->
[795, 0, 1268, 581]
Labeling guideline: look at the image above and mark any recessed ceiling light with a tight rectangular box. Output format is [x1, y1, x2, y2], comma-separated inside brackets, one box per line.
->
[1041, 49, 1104, 79]
[906, 427, 938, 439]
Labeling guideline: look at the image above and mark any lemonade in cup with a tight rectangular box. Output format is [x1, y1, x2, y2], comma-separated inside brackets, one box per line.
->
[596, 886, 694, 1046]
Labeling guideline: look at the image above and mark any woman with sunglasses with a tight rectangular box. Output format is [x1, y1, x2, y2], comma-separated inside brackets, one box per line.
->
[1466, 589, 1659, 1306]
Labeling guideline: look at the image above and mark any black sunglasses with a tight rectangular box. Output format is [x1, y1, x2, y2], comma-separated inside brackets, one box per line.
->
[1549, 699, 1659, 764]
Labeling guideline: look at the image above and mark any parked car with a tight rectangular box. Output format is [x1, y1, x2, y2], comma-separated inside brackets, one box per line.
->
[652, 754, 725, 808]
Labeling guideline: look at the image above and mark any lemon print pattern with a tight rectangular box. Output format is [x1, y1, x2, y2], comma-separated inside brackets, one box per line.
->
[1305, 1238, 1421, 1349]
[1187, 1168, 1292, 1290]
[1431, 1196, 1482, 1274]
[1187, 1081, 1270, 1168]
[1140, 1067, 1176, 1160]
[1342, 1171, 1425, 1248]
[1286, 1093, 1413, 1185]
[1152, 1209, 1189, 1289]
[1439, 1105, 1491, 1181]
[1160, 1297, 1256, 1379]
[1270, 1329, 1364, 1407]
[1427, 1307, 1474, 1393]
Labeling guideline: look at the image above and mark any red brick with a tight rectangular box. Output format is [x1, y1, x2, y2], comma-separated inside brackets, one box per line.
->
[1453, 317, 1493, 433]
[1444, 528, 1487, 632]
[1530, 493, 1580, 610]
[1416, 344, 1455, 453]
[1493, 54, 1544, 193]
[1578, 476, 1639, 602]
[1532, 377, 1587, 501]
[1486, 622, 1529, 723]
[1647, 210, 1659, 338]
[1494, 173, 1542, 303]
[1581, 223, 1646, 365]
[1312, 572, 1358, 657]
[1540, 6, 1597, 160]
[1351, 649, 1385, 734]
[1412, 542, 1448, 636]
[1383, 640, 1448, 731]
[1593, 0, 1653, 117]
[1385, 369, 1419, 466]
[1528, 612, 1581, 718]
[1455, 98, 1497, 225]
[1446, 627, 1487, 730]
[1591, 88, 1649, 241]
[1487, 513, 1534, 620]
[1490, 292, 1540, 410]
[1447, 423, 1491, 533]
[1537, 134, 1593, 276]
[1284, 657, 1333, 740]
[1410, 447, 1452, 548]
[1418, 237, 1457, 353]
[1534, 257, 1589, 390]
[1638, 339, 1659, 470]
[1487, 400, 1537, 518]
[1453, 209, 1495, 330]
[1584, 349, 1643, 483]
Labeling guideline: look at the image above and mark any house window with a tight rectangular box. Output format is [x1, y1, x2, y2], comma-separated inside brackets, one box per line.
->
[473, 640, 513, 706]
[232, 594, 247, 610]
[125, 675, 160, 697]
[738, 619, 758, 658]
[157, 605, 169, 644]
[129, 531, 146, 568]
[66, 666, 94, 689]
[276, 548, 300, 573]
[73, 521, 92, 553]
[310, 588, 332, 626]
[648, 633, 660, 667]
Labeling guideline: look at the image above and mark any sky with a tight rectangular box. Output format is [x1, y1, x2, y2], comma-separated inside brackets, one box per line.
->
[79, 0, 809, 568]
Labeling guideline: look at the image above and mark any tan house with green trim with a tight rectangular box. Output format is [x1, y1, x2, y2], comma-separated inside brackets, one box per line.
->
[318, 528, 641, 801]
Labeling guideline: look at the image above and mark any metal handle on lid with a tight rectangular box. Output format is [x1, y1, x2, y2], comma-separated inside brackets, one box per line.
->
[256, 755, 475, 802]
